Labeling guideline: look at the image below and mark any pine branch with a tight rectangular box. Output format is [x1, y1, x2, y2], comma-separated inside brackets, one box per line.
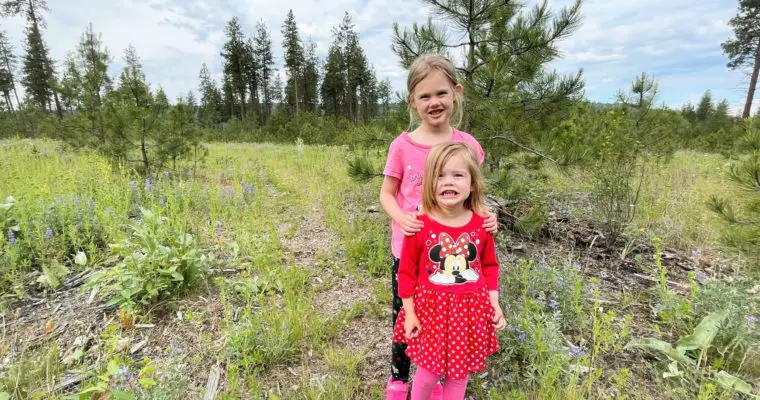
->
[484, 135, 558, 164]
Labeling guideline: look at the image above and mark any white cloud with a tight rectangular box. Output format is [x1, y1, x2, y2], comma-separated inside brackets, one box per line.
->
[0, 0, 755, 115]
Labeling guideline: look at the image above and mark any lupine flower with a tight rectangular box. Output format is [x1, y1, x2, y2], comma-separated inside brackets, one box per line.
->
[556, 277, 565, 289]
[548, 300, 559, 310]
[241, 181, 256, 196]
[572, 262, 581, 271]
[144, 178, 153, 193]
[517, 332, 527, 343]
[691, 248, 703, 257]
[538, 259, 548, 270]
[159, 197, 166, 207]
[696, 271, 708, 285]
[570, 344, 585, 357]
[44, 228, 53, 239]
[222, 187, 235, 197]
[507, 326, 516, 333]
[7, 230, 15, 245]
[747, 315, 757, 325]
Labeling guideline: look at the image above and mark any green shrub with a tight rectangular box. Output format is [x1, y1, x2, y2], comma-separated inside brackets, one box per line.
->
[85, 207, 205, 313]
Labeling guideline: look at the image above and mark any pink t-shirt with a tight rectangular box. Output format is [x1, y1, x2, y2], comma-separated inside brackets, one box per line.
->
[383, 130, 485, 258]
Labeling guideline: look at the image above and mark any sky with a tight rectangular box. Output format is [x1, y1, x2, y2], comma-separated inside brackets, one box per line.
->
[0, 0, 756, 116]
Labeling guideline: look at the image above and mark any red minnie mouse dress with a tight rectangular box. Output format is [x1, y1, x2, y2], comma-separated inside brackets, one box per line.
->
[392, 213, 500, 380]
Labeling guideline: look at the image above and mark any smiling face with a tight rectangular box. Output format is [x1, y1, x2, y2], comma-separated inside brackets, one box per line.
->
[434, 154, 472, 210]
[409, 70, 462, 129]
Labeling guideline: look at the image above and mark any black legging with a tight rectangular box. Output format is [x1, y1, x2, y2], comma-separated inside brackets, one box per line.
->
[391, 256, 411, 382]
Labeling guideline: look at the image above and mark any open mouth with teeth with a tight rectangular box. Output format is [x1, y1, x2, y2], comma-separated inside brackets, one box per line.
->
[429, 109, 444, 117]
[439, 190, 459, 199]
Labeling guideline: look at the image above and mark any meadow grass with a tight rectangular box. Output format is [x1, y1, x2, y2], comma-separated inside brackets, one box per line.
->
[543, 150, 747, 251]
[2, 139, 758, 399]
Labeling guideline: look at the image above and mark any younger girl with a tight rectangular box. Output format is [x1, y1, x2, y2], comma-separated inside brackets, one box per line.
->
[381, 53, 497, 399]
[393, 142, 506, 400]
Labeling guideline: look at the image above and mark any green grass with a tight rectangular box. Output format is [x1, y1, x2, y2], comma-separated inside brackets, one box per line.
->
[3, 139, 759, 400]
[543, 150, 747, 250]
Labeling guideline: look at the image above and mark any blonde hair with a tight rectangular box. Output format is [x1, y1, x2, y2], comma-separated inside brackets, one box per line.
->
[406, 53, 465, 130]
[422, 142, 485, 215]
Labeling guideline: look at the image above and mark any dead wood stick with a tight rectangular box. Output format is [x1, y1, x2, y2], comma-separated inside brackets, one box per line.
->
[632, 273, 690, 291]
[203, 363, 221, 400]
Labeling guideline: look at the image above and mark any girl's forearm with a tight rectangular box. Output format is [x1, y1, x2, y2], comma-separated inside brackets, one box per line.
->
[380, 191, 406, 223]
[489, 290, 500, 306]
[401, 297, 415, 315]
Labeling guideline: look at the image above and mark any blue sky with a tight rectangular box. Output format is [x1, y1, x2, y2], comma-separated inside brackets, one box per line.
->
[1, 0, 755, 115]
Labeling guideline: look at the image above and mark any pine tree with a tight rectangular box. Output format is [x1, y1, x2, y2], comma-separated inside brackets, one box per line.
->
[696, 90, 714, 122]
[221, 17, 247, 120]
[301, 40, 319, 113]
[244, 37, 260, 121]
[76, 23, 111, 141]
[254, 21, 274, 121]
[339, 13, 369, 122]
[0, 30, 19, 111]
[722, 0, 760, 119]
[359, 66, 378, 122]
[392, 0, 584, 139]
[198, 63, 223, 128]
[321, 42, 345, 118]
[270, 69, 284, 106]
[3, 0, 63, 117]
[281, 10, 304, 114]
[58, 53, 80, 113]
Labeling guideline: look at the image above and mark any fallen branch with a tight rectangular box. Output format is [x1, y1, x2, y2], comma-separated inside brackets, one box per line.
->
[203, 363, 222, 400]
[632, 273, 690, 291]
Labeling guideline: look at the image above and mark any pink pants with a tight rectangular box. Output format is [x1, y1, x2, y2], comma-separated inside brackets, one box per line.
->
[411, 366, 469, 400]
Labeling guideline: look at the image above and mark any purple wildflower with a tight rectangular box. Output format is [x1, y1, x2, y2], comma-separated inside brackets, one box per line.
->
[747, 315, 757, 325]
[144, 178, 153, 193]
[44, 228, 53, 239]
[518, 332, 527, 343]
[539, 259, 548, 270]
[570, 344, 585, 357]
[691, 249, 703, 257]
[696, 271, 708, 285]
[159, 197, 166, 207]
[556, 277, 565, 289]
[7, 230, 15, 245]
[572, 261, 581, 271]
[241, 181, 256, 196]
[507, 326, 516, 333]
[222, 187, 235, 197]
[548, 300, 559, 310]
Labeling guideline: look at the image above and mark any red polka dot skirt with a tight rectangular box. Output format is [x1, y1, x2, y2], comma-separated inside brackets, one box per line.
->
[392, 286, 499, 380]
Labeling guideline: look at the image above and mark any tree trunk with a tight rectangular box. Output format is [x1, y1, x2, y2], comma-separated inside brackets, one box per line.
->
[743, 43, 760, 119]
[238, 90, 246, 120]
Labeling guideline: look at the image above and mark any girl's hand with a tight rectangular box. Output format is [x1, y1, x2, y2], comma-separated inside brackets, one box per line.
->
[404, 312, 421, 339]
[399, 213, 424, 236]
[483, 210, 498, 234]
[491, 304, 506, 331]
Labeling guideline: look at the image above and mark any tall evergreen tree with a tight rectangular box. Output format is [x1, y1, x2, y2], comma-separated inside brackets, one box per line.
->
[696, 90, 714, 122]
[244, 37, 260, 121]
[359, 66, 378, 122]
[3, 0, 62, 117]
[321, 42, 345, 118]
[722, 0, 760, 119]
[281, 10, 304, 114]
[270, 69, 284, 106]
[76, 23, 111, 141]
[198, 63, 223, 128]
[254, 21, 274, 121]
[339, 13, 369, 122]
[0, 30, 19, 111]
[221, 17, 247, 120]
[302, 40, 319, 113]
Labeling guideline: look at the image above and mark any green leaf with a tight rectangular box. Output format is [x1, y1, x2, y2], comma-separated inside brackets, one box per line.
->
[677, 310, 728, 351]
[0, 391, 11, 400]
[624, 338, 692, 363]
[41, 265, 62, 288]
[171, 272, 184, 281]
[107, 359, 120, 375]
[0, 195, 15, 211]
[139, 377, 157, 389]
[74, 251, 88, 266]
[662, 361, 682, 378]
[715, 371, 754, 394]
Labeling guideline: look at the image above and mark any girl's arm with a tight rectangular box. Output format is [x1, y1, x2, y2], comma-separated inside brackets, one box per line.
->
[402, 296, 420, 338]
[380, 176, 423, 235]
[480, 232, 500, 292]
